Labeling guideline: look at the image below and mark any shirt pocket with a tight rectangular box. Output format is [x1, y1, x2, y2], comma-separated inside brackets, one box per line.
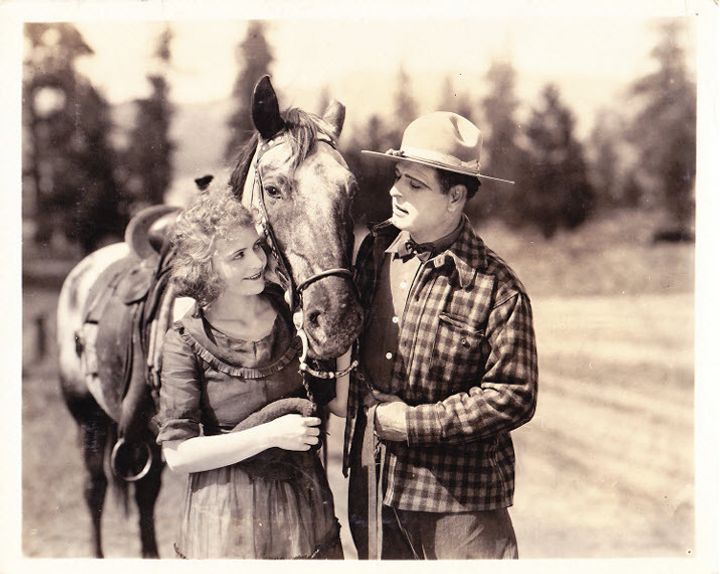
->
[428, 312, 486, 398]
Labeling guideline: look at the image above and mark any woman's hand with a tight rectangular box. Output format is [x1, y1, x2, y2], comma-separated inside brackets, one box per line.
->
[266, 414, 322, 451]
[162, 413, 321, 474]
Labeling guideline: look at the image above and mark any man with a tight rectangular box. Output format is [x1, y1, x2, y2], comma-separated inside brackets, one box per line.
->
[342, 111, 538, 559]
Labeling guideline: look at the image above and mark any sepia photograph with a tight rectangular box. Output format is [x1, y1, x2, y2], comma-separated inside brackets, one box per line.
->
[3, 0, 718, 571]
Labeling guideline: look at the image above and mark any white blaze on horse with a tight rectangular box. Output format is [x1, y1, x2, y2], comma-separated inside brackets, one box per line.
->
[56, 76, 363, 558]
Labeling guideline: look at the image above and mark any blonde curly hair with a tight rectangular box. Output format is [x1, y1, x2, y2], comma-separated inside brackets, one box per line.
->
[170, 182, 256, 306]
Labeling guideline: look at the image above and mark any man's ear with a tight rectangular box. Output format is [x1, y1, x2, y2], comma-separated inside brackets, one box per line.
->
[448, 184, 467, 211]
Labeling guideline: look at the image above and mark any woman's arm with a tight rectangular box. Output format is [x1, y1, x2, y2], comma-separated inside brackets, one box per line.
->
[327, 350, 351, 417]
[162, 414, 321, 474]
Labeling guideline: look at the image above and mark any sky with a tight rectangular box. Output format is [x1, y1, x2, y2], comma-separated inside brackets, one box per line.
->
[73, 17, 691, 103]
[60, 3, 698, 137]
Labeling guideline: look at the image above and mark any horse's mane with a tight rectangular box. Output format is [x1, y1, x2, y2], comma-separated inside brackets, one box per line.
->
[228, 108, 336, 199]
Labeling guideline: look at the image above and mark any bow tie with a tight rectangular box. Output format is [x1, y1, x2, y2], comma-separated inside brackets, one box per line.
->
[400, 238, 434, 262]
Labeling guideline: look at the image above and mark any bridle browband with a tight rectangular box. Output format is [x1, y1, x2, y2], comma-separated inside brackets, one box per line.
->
[243, 131, 358, 384]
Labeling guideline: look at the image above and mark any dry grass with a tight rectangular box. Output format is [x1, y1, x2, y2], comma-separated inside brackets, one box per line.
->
[476, 209, 694, 297]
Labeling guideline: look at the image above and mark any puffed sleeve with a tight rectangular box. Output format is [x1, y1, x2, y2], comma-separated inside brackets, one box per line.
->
[155, 326, 203, 444]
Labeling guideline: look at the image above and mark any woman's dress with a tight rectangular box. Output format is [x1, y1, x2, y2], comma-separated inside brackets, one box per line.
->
[156, 297, 342, 559]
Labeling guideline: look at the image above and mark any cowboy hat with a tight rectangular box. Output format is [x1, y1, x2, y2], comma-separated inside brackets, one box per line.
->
[361, 111, 514, 184]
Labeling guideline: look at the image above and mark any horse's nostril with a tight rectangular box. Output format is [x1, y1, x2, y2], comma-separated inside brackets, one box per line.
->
[306, 310, 321, 327]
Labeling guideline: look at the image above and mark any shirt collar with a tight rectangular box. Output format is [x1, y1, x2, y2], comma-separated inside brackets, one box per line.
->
[428, 216, 489, 289]
[386, 232, 433, 262]
[374, 216, 488, 289]
[386, 220, 464, 262]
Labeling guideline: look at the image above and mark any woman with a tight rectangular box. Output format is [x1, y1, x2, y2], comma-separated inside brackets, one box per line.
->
[155, 183, 344, 559]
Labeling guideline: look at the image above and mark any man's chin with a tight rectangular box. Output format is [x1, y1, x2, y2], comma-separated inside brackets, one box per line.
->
[390, 214, 409, 229]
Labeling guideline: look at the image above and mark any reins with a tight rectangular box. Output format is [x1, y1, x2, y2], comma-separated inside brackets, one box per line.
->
[244, 133, 358, 393]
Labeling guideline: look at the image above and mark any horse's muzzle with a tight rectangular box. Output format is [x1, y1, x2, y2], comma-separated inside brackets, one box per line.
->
[303, 282, 363, 360]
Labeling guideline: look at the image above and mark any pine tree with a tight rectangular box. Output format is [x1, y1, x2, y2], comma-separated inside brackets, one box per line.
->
[71, 84, 128, 253]
[524, 84, 595, 238]
[342, 114, 395, 225]
[225, 22, 274, 161]
[390, 66, 418, 139]
[627, 20, 695, 233]
[587, 108, 635, 209]
[23, 23, 127, 253]
[587, 109, 620, 209]
[125, 25, 175, 208]
[477, 60, 524, 223]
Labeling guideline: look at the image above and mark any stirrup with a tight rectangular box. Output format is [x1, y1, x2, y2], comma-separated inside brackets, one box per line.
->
[110, 438, 153, 482]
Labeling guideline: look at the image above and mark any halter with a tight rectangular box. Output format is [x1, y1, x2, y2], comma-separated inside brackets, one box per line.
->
[242, 132, 359, 386]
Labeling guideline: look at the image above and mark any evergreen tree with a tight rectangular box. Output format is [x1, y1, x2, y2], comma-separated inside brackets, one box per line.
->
[390, 66, 418, 139]
[342, 114, 395, 225]
[225, 21, 273, 161]
[586, 109, 624, 209]
[586, 108, 648, 210]
[23, 23, 127, 253]
[627, 20, 695, 233]
[73, 85, 129, 252]
[125, 25, 175, 208]
[524, 84, 595, 238]
[477, 60, 524, 223]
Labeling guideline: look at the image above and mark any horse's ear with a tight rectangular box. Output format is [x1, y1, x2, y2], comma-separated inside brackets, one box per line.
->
[322, 100, 345, 139]
[252, 75, 286, 140]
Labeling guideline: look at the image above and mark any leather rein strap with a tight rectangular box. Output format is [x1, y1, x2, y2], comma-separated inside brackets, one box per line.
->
[244, 132, 358, 382]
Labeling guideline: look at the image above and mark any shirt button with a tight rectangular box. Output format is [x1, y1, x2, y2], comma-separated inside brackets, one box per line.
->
[385, 352, 393, 360]
[400, 281, 407, 290]
[392, 316, 399, 324]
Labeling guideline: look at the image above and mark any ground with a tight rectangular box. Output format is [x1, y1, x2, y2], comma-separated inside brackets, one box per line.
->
[20, 210, 697, 559]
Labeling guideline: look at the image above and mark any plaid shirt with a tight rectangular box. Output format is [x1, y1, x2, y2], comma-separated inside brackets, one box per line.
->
[343, 216, 538, 512]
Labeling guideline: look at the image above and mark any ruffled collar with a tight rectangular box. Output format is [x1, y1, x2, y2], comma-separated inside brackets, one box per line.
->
[176, 293, 300, 378]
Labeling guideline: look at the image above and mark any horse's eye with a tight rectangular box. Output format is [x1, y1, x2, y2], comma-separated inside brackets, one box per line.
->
[264, 185, 281, 199]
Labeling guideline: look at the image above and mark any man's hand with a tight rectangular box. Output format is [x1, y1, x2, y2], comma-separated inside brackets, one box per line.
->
[370, 390, 409, 442]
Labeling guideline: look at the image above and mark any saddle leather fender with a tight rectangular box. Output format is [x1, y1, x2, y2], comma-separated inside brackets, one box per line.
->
[84, 206, 179, 435]
[117, 329, 155, 442]
[116, 263, 156, 305]
[85, 253, 171, 433]
[84, 256, 142, 420]
[92, 264, 148, 428]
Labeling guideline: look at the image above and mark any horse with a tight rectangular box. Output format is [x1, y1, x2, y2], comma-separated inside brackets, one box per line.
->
[56, 75, 363, 558]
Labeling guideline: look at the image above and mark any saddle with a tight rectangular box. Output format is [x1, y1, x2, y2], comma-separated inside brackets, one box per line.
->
[81, 206, 180, 439]
[78, 202, 335, 469]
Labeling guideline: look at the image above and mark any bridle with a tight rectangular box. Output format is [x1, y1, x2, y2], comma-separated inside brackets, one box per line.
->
[243, 131, 359, 389]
